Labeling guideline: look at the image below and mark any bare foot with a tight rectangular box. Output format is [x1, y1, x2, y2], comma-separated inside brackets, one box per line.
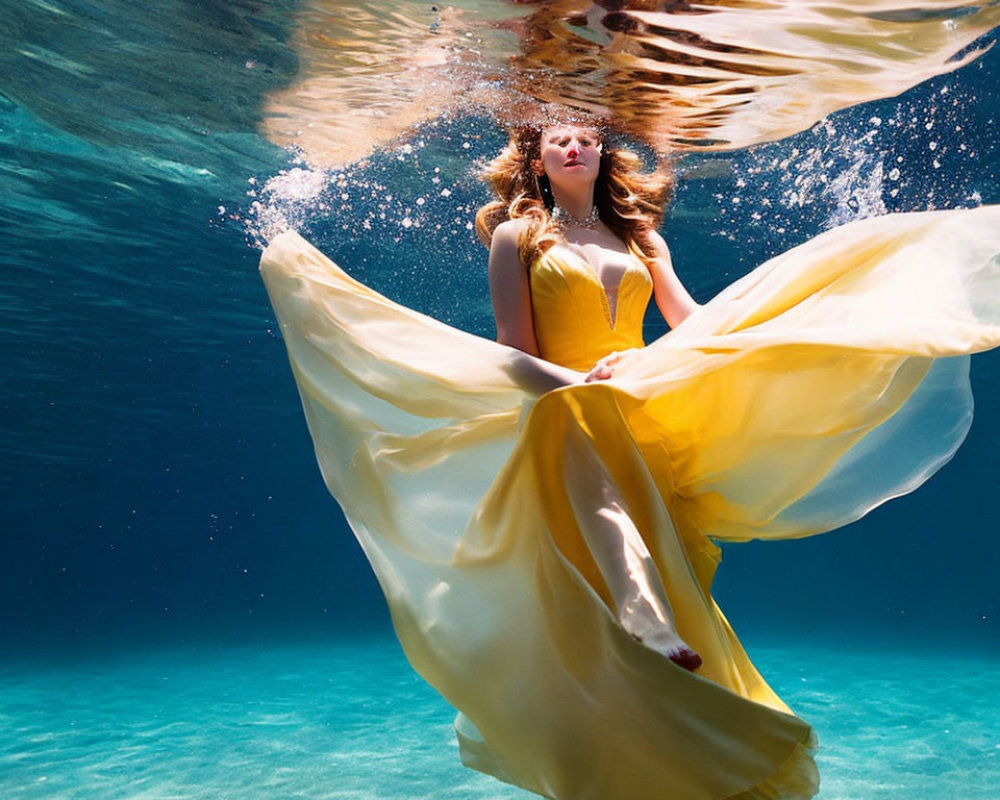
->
[633, 629, 703, 672]
[667, 644, 703, 673]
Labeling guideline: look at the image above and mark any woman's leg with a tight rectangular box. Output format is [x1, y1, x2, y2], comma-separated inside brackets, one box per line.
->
[564, 440, 702, 671]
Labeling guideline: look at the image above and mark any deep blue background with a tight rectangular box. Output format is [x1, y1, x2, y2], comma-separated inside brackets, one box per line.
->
[1, 1, 997, 658]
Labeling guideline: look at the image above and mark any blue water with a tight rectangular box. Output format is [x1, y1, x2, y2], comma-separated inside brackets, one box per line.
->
[2, 2, 999, 797]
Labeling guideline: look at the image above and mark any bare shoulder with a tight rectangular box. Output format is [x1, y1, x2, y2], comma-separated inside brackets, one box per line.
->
[491, 218, 530, 250]
[489, 218, 530, 275]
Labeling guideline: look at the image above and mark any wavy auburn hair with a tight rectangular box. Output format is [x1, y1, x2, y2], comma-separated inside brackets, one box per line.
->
[475, 123, 674, 268]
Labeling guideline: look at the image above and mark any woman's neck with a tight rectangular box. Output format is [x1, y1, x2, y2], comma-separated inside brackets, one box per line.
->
[549, 182, 595, 220]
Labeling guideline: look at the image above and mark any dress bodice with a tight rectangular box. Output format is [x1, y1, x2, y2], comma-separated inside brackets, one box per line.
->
[530, 243, 653, 371]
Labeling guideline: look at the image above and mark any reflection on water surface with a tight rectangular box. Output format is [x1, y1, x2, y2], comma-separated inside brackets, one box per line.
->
[262, 0, 1000, 165]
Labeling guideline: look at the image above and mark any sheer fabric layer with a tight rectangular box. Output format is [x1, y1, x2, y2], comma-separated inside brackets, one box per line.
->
[260, 205, 1000, 800]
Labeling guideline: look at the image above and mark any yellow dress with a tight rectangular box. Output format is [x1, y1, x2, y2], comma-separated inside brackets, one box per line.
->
[260, 206, 1000, 800]
[529, 242, 652, 370]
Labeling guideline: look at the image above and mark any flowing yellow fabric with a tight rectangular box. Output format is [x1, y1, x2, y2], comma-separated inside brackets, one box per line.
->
[260, 205, 1000, 800]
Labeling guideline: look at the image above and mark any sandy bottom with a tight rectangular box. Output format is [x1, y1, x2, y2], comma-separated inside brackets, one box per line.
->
[1, 635, 997, 799]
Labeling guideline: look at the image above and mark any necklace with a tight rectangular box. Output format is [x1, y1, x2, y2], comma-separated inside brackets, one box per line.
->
[552, 204, 601, 229]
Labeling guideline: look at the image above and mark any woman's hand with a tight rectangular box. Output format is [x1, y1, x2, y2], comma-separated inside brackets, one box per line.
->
[585, 349, 638, 382]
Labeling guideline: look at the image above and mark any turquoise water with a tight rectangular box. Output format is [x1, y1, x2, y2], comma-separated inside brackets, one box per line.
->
[2, 634, 998, 799]
[2, 1, 999, 797]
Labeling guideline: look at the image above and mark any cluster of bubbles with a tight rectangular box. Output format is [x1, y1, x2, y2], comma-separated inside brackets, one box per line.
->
[235, 118, 503, 332]
[241, 132, 491, 252]
[709, 77, 993, 254]
[244, 159, 438, 249]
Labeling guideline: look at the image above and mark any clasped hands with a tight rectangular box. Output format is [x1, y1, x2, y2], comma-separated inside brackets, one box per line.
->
[585, 349, 639, 382]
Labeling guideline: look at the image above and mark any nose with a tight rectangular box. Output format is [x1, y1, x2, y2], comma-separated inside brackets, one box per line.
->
[567, 141, 581, 157]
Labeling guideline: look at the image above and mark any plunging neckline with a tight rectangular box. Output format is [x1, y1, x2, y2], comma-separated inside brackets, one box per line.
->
[553, 243, 644, 330]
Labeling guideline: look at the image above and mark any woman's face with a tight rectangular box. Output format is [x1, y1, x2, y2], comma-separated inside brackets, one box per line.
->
[534, 125, 603, 184]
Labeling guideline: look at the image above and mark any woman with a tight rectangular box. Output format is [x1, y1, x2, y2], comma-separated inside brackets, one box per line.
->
[260, 119, 1000, 798]
[477, 121, 706, 671]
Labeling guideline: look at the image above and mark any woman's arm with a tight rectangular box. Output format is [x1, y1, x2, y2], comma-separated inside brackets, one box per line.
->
[488, 219, 541, 356]
[647, 231, 699, 329]
[488, 220, 588, 387]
